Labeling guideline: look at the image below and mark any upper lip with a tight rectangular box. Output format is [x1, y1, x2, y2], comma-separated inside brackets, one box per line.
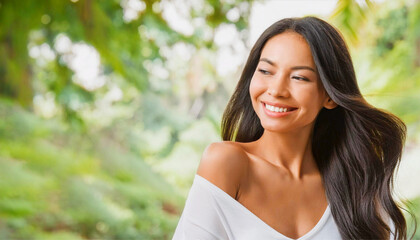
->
[262, 101, 297, 109]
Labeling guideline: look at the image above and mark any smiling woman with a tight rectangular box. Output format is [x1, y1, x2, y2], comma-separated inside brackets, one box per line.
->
[250, 32, 337, 134]
[172, 17, 416, 240]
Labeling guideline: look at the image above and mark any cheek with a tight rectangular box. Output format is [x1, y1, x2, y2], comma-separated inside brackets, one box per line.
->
[249, 78, 264, 114]
[294, 86, 325, 111]
[249, 77, 265, 100]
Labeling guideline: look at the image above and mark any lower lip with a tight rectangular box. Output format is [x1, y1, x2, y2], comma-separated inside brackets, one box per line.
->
[262, 103, 296, 118]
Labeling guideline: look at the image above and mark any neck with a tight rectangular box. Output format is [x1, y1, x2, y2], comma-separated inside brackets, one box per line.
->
[252, 126, 318, 179]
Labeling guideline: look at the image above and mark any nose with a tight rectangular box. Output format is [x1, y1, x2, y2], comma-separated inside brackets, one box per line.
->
[268, 74, 290, 98]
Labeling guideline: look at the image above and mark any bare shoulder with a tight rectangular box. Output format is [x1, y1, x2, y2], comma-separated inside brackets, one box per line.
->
[196, 141, 249, 199]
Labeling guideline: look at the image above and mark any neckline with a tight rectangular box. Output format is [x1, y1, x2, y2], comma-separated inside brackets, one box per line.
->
[195, 174, 331, 240]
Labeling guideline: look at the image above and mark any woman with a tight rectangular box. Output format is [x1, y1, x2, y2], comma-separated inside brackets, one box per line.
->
[173, 17, 415, 240]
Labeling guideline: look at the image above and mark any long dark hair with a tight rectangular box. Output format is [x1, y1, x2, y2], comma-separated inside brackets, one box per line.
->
[221, 17, 416, 239]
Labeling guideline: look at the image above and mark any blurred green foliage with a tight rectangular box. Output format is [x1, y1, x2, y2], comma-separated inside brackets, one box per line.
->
[0, 0, 252, 238]
[0, 99, 183, 239]
[409, 197, 420, 239]
[0, 0, 419, 239]
[332, 0, 420, 128]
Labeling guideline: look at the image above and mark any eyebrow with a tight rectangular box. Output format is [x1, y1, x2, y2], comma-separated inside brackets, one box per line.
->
[259, 58, 317, 73]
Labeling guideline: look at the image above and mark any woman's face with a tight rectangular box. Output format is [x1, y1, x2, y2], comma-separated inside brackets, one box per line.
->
[249, 31, 332, 133]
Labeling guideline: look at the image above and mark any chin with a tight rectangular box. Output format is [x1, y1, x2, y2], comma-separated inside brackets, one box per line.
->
[260, 123, 290, 133]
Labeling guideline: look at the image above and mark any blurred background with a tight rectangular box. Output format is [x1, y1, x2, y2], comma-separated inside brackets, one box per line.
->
[0, 0, 419, 239]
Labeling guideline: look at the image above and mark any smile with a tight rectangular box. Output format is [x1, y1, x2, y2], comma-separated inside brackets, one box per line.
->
[265, 104, 293, 113]
[264, 103, 297, 112]
[262, 102, 297, 117]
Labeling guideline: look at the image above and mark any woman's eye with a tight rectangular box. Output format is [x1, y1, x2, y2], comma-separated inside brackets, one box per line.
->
[292, 76, 309, 81]
[258, 69, 270, 75]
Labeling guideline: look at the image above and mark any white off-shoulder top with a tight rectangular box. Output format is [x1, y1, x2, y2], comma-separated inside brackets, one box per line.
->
[172, 174, 343, 240]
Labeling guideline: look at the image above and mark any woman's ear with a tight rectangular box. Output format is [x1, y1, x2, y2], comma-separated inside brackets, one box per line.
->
[324, 97, 337, 109]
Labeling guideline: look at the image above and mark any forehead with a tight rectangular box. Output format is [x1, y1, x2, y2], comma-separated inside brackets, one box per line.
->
[260, 32, 315, 67]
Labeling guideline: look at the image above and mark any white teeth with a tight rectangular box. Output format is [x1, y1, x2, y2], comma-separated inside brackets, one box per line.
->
[265, 104, 289, 113]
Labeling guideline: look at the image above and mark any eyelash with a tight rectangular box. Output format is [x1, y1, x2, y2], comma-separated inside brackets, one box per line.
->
[258, 69, 309, 81]
[292, 76, 309, 81]
[258, 69, 270, 75]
